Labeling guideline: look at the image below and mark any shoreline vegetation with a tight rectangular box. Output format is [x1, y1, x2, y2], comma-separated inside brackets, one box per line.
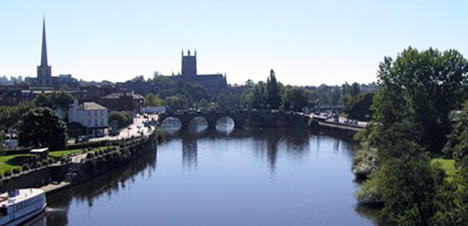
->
[351, 47, 468, 225]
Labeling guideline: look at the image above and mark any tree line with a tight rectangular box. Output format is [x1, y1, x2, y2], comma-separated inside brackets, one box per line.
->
[127, 69, 374, 115]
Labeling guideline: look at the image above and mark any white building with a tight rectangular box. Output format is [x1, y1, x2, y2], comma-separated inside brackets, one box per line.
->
[140, 106, 166, 114]
[68, 99, 108, 137]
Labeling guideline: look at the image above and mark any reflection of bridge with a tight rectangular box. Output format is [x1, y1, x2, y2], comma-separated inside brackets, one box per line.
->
[158, 111, 310, 129]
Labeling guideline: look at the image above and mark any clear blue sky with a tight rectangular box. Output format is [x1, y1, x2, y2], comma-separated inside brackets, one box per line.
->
[1, 0, 467, 86]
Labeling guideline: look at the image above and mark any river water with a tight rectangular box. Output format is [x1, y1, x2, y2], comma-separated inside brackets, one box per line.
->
[38, 126, 374, 226]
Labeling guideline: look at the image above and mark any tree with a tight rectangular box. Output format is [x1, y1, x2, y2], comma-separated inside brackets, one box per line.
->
[377, 153, 444, 225]
[49, 92, 74, 109]
[108, 111, 133, 129]
[165, 95, 189, 111]
[0, 131, 5, 155]
[353, 47, 468, 224]
[33, 94, 53, 108]
[17, 107, 67, 150]
[358, 121, 445, 225]
[344, 92, 374, 120]
[252, 82, 267, 109]
[266, 70, 282, 109]
[435, 100, 468, 224]
[282, 87, 309, 111]
[33, 93, 73, 109]
[373, 47, 468, 153]
[351, 82, 360, 96]
[143, 93, 163, 107]
[0, 101, 35, 130]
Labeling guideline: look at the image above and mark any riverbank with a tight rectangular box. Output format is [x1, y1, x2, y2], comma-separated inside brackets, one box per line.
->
[0, 128, 159, 193]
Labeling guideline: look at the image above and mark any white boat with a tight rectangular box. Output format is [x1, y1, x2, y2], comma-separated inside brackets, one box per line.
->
[0, 189, 47, 226]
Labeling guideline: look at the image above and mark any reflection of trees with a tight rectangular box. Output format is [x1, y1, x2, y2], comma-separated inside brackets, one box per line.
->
[179, 128, 311, 171]
[44, 149, 158, 226]
[181, 133, 198, 170]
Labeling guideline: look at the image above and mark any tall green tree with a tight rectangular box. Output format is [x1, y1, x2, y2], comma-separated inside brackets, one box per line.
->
[351, 82, 360, 96]
[17, 107, 67, 150]
[252, 81, 267, 109]
[282, 87, 309, 111]
[373, 47, 468, 153]
[266, 69, 282, 109]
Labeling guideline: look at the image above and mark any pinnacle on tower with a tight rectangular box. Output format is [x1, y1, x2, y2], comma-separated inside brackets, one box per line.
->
[41, 18, 48, 66]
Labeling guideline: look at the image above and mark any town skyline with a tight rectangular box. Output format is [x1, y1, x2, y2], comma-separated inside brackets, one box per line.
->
[1, 1, 467, 86]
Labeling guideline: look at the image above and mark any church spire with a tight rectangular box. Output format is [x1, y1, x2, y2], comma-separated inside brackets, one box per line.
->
[41, 18, 48, 66]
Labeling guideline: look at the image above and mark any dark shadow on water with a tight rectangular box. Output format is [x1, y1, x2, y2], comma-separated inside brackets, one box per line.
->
[42, 149, 158, 226]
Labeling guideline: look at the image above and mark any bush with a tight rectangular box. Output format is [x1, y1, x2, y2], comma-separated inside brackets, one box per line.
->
[22, 164, 30, 171]
[12, 168, 20, 174]
[87, 152, 95, 159]
[33, 161, 42, 168]
[3, 170, 11, 177]
[41, 159, 49, 166]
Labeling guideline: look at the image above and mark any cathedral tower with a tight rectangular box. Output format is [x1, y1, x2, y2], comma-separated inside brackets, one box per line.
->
[181, 49, 197, 77]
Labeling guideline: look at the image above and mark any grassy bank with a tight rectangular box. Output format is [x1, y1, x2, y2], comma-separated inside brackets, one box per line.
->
[0, 146, 118, 176]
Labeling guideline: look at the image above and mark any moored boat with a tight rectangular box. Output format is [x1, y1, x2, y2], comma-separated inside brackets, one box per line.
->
[0, 189, 47, 226]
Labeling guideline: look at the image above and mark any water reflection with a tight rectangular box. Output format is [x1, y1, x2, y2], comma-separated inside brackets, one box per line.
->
[188, 117, 208, 133]
[44, 150, 157, 226]
[42, 128, 374, 226]
[165, 128, 313, 172]
[181, 133, 198, 170]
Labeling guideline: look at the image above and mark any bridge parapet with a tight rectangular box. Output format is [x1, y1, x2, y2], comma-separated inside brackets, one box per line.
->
[158, 111, 309, 129]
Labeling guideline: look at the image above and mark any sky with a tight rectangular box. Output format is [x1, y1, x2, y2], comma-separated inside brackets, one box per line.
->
[0, 0, 467, 86]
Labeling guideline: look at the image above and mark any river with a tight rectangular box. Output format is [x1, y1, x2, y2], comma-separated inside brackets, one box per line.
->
[35, 126, 375, 225]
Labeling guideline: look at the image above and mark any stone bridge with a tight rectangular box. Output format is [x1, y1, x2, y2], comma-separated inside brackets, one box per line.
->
[158, 111, 310, 129]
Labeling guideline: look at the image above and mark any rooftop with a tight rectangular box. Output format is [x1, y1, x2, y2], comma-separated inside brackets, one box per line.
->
[82, 102, 107, 110]
[101, 92, 143, 100]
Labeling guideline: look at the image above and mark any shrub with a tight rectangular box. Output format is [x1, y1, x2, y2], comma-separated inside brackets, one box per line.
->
[3, 170, 11, 177]
[12, 168, 20, 174]
[22, 164, 30, 171]
[87, 152, 95, 159]
[41, 159, 49, 166]
[34, 161, 42, 168]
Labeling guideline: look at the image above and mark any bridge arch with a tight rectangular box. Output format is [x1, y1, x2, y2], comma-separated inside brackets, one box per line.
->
[188, 116, 209, 132]
[160, 116, 182, 133]
[215, 116, 235, 132]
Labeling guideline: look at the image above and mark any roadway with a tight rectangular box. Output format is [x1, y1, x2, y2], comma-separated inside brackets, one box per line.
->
[88, 114, 158, 143]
